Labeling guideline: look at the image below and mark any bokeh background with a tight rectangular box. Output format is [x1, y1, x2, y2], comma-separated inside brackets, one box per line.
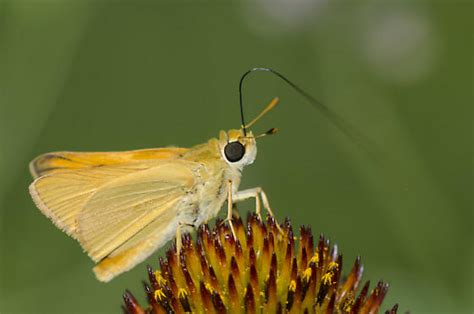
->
[0, 1, 472, 313]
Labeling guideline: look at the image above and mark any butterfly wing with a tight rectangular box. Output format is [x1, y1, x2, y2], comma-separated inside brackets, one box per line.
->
[78, 161, 198, 282]
[76, 161, 195, 261]
[92, 198, 191, 282]
[29, 148, 188, 238]
[29, 147, 201, 282]
[30, 148, 188, 178]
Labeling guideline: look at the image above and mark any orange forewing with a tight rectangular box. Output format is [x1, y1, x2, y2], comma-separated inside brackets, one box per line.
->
[30, 147, 188, 178]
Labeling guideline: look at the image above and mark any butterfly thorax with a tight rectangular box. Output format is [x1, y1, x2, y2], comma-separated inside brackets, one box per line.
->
[180, 137, 243, 225]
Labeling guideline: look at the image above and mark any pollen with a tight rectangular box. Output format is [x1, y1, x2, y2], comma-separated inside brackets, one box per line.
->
[288, 280, 297, 292]
[303, 267, 312, 282]
[204, 282, 213, 293]
[342, 295, 355, 313]
[322, 272, 333, 285]
[178, 288, 188, 299]
[309, 253, 319, 265]
[153, 288, 166, 301]
[328, 261, 339, 270]
[153, 270, 167, 286]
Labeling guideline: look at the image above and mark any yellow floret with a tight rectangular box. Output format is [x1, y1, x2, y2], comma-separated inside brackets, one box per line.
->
[322, 272, 333, 285]
[289, 280, 297, 292]
[303, 267, 312, 282]
[154, 289, 166, 301]
[178, 288, 188, 299]
[328, 261, 339, 270]
[154, 270, 167, 286]
[309, 254, 319, 265]
[205, 282, 214, 293]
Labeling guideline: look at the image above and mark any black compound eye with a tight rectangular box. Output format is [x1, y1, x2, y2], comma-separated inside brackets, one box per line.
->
[224, 141, 245, 163]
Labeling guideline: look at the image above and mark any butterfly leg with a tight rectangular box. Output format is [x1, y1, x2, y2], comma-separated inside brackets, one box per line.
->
[176, 222, 195, 256]
[231, 189, 262, 220]
[175, 224, 183, 256]
[233, 187, 282, 233]
[225, 180, 238, 240]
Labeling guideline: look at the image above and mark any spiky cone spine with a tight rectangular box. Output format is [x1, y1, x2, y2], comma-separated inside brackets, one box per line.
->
[123, 212, 398, 313]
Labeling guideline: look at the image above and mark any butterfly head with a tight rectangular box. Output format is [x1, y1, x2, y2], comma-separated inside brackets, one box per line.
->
[219, 129, 257, 168]
[219, 97, 279, 168]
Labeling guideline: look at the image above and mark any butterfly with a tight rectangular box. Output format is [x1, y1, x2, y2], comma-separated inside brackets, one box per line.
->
[29, 68, 372, 282]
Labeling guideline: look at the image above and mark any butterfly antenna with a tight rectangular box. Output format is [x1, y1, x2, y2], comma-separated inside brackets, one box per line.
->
[238, 67, 380, 160]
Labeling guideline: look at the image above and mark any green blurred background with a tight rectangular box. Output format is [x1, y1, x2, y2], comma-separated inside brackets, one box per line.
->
[0, 0, 472, 313]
